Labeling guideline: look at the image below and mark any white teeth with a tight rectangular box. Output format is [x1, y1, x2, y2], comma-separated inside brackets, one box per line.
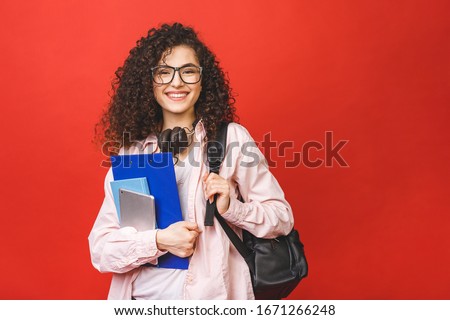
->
[168, 93, 187, 98]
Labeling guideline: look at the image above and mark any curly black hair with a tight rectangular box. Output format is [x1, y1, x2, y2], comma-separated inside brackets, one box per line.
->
[95, 22, 237, 154]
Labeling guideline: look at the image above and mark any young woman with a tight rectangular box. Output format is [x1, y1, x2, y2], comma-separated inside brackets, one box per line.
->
[89, 23, 294, 299]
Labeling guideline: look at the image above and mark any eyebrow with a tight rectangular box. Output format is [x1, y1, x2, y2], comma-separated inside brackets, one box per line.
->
[159, 63, 199, 68]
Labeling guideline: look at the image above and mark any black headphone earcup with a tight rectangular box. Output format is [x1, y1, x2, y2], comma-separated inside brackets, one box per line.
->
[157, 127, 189, 155]
[158, 128, 173, 153]
[170, 127, 188, 153]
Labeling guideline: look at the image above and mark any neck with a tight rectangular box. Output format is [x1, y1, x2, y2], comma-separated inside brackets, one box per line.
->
[161, 112, 196, 131]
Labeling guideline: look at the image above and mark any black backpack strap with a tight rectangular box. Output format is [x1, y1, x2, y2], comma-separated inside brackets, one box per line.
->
[204, 122, 229, 226]
[214, 208, 253, 259]
[204, 122, 253, 260]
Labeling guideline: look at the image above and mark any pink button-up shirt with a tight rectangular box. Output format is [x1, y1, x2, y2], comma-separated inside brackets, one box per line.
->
[88, 121, 294, 299]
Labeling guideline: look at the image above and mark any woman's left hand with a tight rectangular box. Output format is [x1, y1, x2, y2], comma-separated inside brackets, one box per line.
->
[203, 173, 230, 215]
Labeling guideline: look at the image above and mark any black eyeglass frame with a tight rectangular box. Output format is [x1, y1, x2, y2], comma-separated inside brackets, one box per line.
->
[151, 65, 203, 84]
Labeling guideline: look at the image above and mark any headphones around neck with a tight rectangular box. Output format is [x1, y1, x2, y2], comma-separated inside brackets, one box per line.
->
[157, 120, 198, 156]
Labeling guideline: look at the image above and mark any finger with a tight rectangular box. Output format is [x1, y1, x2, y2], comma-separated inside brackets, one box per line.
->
[205, 172, 220, 184]
[214, 181, 229, 192]
[189, 224, 202, 233]
[203, 174, 213, 199]
[183, 221, 199, 230]
[205, 184, 229, 198]
[205, 190, 221, 202]
[204, 172, 222, 182]
[205, 180, 227, 194]
[189, 230, 201, 238]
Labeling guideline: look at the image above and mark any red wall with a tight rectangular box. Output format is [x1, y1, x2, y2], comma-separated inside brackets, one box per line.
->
[0, 0, 449, 299]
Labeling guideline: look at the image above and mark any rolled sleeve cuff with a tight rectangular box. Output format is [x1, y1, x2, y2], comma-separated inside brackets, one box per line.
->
[136, 229, 167, 265]
[221, 197, 246, 224]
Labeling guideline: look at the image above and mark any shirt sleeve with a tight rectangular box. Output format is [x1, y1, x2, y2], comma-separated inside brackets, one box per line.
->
[88, 167, 167, 274]
[220, 124, 295, 238]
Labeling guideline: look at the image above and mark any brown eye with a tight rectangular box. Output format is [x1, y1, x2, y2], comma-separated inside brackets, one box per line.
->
[182, 67, 197, 75]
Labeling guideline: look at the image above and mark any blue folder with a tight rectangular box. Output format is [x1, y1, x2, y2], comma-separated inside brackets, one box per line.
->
[110, 177, 150, 221]
[111, 152, 188, 270]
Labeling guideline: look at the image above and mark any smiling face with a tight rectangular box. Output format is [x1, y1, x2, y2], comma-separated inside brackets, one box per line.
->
[152, 45, 202, 126]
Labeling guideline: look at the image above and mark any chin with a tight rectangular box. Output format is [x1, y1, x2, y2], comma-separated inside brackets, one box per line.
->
[163, 105, 195, 115]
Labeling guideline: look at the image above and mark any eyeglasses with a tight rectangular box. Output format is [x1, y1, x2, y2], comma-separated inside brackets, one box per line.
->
[151, 65, 203, 84]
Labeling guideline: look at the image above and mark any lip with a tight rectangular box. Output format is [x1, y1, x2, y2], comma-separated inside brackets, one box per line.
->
[165, 91, 190, 101]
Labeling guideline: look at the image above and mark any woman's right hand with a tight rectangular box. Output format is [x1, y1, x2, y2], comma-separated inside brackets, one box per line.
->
[156, 221, 201, 258]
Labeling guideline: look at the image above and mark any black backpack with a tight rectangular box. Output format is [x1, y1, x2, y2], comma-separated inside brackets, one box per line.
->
[205, 122, 308, 299]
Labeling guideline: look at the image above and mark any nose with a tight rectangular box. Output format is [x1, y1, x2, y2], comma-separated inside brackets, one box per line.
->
[170, 70, 184, 87]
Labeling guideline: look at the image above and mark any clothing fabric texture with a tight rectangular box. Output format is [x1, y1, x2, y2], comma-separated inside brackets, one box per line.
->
[88, 121, 294, 299]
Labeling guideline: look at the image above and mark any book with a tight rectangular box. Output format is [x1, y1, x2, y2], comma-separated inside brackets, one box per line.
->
[110, 152, 188, 270]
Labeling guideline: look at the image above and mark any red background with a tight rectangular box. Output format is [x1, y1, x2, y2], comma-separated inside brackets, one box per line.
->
[0, 0, 449, 299]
